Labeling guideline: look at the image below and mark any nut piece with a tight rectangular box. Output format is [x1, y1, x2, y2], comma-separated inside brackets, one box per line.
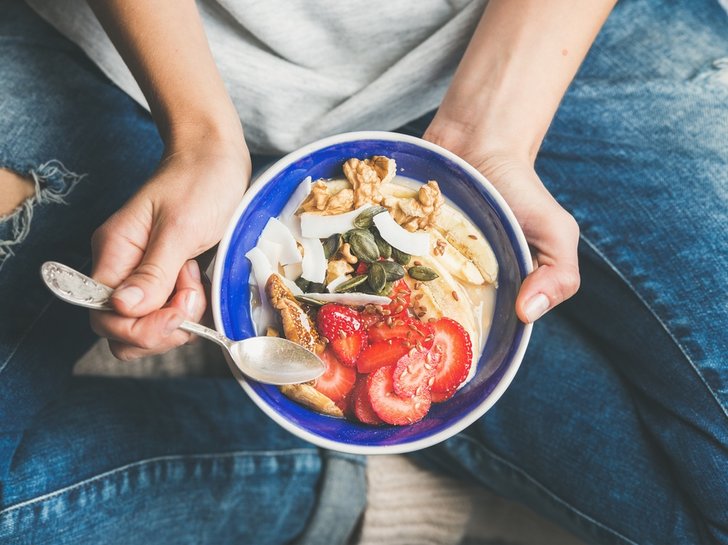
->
[339, 242, 359, 265]
[383, 180, 444, 231]
[326, 258, 354, 284]
[299, 182, 354, 215]
[326, 188, 354, 214]
[343, 156, 396, 208]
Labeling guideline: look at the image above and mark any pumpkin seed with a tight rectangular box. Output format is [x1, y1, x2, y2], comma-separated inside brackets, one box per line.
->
[353, 205, 388, 229]
[308, 281, 327, 293]
[367, 262, 387, 293]
[378, 281, 394, 296]
[334, 274, 369, 292]
[379, 260, 405, 281]
[322, 233, 341, 259]
[408, 265, 439, 281]
[295, 295, 325, 307]
[294, 277, 311, 292]
[348, 230, 380, 262]
[392, 247, 411, 265]
[374, 233, 392, 259]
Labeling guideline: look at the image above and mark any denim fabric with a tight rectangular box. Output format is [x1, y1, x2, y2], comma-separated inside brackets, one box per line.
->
[0, 2, 366, 544]
[411, 1, 728, 544]
[1, 1, 726, 545]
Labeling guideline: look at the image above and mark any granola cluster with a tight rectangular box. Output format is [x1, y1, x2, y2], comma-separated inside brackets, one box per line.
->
[383, 180, 444, 232]
[298, 155, 443, 231]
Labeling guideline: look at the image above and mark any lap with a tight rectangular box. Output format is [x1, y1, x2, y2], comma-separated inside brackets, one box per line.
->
[0, 0, 163, 436]
[424, 1, 728, 543]
[0, 376, 365, 545]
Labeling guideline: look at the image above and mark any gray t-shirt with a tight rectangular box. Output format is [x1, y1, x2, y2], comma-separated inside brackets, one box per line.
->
[27, 0, 485, 153]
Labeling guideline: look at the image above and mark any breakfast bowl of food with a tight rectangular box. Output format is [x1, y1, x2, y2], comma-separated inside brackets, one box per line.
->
[211, 131, 533, 454]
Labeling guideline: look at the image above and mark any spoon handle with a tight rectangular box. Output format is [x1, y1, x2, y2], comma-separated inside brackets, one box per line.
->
[178, 320, 233, 350]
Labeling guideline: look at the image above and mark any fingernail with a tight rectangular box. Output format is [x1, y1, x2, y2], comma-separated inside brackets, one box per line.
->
[185, 290, 198, 317]
[113, 285, 144, 309]
[164, 314, 184, 336]
[524, 293, 550, 322]
[187, 260, 201, 281]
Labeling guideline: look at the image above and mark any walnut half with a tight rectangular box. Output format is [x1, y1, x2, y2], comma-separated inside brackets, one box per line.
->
[343, 156, 396, 209]
[383, 180, 444, 231]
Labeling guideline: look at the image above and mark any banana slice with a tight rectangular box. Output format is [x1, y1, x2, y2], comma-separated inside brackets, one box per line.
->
[407, 253, 479, 355]
[427, 228, 485, 285]
[432, 205, 498, 285]
[280, 384, 343, 418]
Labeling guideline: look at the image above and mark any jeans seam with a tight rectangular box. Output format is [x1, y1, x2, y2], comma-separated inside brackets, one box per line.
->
[455, 433, 640, 545]
[0, 447, 319, 516]
[580, 234, 728, 422]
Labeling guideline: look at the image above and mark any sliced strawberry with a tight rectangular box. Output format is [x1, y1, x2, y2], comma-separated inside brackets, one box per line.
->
[429, 318, 472, 401]
[367, 366, 431, 425]
[356, 339, 410, 374]
[314, 348, 356, 402]
[316, 304, 366, 365]
[352, 377, 384, 425]
[368, 318, 434, 350]
[329, 331, 367, 367]
[335, 393, 354, 418]
[316, 304, 363, 338]
[360, 310, 383, 329]
[393, 348, 440, 397]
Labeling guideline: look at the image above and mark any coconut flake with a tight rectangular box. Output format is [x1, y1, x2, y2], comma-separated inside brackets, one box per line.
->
[299, 292, 391, 306]
[281, 176, 311, 220]
[373, 211, 430, 256]
[279, 176, 311, 239]
[280, 275, 303, 296]
[260, 217, 301, 265]
[245, 247, 301, 295]
[300, 237, 327, 284]
[300, 205, 373, 239]
[255, 239, 282, 271]
[245, 247, 274, 287]
[283, 262, 303, 280]
[326, 275, 350, 292]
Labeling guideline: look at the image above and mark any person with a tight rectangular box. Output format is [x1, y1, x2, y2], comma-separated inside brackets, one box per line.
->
[0, 0, 726, 542]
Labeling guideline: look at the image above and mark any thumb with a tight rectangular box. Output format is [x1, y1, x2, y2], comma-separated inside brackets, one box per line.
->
[515, 212, 581, 323]
[110, 228, 190, 318]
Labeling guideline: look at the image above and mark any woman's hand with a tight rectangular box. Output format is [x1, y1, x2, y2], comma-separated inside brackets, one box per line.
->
[89, 136, 251, 360]
[423, 124, 580, 323]
[421, 0, 613, 322]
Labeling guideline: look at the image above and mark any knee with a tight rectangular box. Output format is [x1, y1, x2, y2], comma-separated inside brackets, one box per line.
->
[0, 168, 35, 217]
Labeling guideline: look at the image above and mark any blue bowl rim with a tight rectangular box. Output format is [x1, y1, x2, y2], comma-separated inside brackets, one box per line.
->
[212, 130, 533, 455]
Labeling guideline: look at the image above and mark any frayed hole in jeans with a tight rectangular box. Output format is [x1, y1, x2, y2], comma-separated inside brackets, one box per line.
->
[692, 57, 728, 87]
[0, 160, 86, 271]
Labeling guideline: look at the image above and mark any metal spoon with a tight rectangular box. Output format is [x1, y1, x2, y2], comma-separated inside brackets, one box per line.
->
[40, 261, 325, 385]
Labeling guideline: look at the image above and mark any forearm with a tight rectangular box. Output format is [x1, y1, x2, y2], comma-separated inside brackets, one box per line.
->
[86, 0, 243, 150]
[429, 0, 615, 162]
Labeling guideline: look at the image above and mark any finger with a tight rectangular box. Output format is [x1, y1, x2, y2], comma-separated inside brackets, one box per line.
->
[91, 203, 152, 289]
[90, 261, 205, 354]
[516, 215, 581, 323]
[109, 221, 192, 318]
[91, 305, 189, 355]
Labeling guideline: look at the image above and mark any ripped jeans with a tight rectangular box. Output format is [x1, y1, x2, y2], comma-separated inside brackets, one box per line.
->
[1, 0, 727, 544]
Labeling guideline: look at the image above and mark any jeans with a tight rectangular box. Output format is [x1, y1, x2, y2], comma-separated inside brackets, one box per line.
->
[0, 0, 726, 543]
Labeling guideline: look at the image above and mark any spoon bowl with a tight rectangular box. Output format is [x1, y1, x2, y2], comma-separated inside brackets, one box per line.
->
[40, 261, 325, 386]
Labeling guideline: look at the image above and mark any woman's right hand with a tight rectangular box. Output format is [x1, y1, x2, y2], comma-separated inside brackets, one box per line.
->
[89, 133, 251, 360]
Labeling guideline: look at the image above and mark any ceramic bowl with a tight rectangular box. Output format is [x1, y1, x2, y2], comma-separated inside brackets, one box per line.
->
[212, 131, 533, 454]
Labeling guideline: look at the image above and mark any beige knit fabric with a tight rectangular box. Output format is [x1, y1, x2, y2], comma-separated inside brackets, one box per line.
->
[355, 455, 472, 545]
